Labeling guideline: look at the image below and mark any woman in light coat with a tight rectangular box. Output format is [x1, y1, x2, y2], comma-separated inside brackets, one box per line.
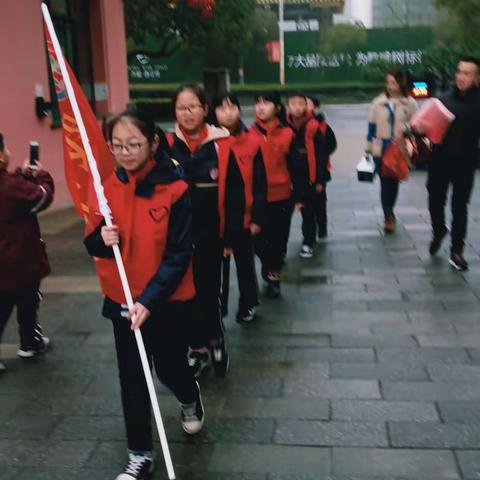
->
[366, 69, 418, 233]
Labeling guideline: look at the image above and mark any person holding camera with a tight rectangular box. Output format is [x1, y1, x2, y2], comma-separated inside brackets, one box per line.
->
[0, 134, 54, 371]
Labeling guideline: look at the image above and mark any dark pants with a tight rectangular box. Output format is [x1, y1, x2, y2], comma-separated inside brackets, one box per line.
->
[0, 281, 41, 349]
[111, 301, 198, 452]
[255, 198, 294, 273]
[221, 230, 259, 313]
[380, 176, 399, 219]
[427, 159, 475, 254]
[301, 189, 328, 247]
[375, 157, 400, 219]
[191, 236, 224, 348]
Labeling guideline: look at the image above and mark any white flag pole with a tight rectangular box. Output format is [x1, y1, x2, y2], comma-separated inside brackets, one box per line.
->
[41, 4, 176, 479]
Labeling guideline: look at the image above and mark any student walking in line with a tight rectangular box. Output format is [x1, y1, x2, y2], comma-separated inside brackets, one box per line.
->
[165, 84, 236, 378]
[250, 91, 309, 298]
[84, 112, 204, 480]
[286, 92, 336, 258]
[306, 96, 337, 239]
[0, 134, 54, 371]
[427, 56, 480, 271]
[213, 93, 267, 323]
[365, 69, 418, 234]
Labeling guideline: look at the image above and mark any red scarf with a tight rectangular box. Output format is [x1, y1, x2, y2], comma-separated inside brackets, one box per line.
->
[287, 111, 313, 132]
[255, 116, 280, 135]
[180, 124, 208, 154]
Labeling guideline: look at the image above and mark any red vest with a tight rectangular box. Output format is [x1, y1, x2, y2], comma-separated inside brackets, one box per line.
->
[94, 172, 195, 305]
[250, 120, 294, 202]
[230, 131, 261, 228]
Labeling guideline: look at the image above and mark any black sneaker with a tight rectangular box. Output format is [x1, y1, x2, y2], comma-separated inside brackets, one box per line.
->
[115, 453, 153, 480]
[236, 306, 256, 323]
[17, 333, 50, 359]
[429, 227, 448, 255]
[187, 350, 210, 378]
[266, 280, 281, 299]
[449, 253, 469, 272]
[210, 336, 229, 377]
[181, 384, 205, 435]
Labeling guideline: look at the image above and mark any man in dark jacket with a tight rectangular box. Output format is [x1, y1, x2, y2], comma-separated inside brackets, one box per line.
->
[428, 57, 480, 271]
[0, 138, 54, 371]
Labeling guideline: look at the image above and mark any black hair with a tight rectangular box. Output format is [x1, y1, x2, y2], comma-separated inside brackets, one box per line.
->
[0, 132, 4, 152]
[287, 90, 308, 101]
[307, 96, 321, 108]
[385, 69, 410, 98]
[172, 83, 208, 109]
[212, 93, 241, 111]
[459, 56, 480, 70]
[106, 110, 157, 145]
[254, 90, 282, 108]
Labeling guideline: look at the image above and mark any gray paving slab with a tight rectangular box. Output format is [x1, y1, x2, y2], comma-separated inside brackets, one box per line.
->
[332, 448, 460, 478]
[274, 420, 388, 447]
[332, 400, 439, 422]
[208, 444, 331, 475]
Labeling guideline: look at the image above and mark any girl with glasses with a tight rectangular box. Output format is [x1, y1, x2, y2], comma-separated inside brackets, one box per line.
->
[84, 111, 204, 480]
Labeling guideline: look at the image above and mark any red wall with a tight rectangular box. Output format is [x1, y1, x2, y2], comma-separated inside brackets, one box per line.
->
[0, 0, 129, 210]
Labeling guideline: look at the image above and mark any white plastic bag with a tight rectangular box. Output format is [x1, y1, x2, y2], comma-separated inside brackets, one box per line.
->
[356, 154, 376, 183]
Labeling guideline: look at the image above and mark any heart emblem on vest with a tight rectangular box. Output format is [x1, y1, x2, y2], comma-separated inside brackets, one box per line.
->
[149, 206, 169, 223]
[210, 167, 219, 180]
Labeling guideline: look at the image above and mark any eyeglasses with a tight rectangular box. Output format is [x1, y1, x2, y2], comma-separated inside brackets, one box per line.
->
[175, 104, 204, 114]
[109, 141, 148, 155]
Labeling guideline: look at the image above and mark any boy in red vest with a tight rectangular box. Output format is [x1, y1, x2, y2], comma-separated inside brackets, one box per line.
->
[287, 93, 336, 258]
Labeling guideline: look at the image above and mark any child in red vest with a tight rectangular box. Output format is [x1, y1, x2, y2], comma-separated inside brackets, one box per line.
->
[250, 91, 309, 298]
[213, 93, 267, 323]
[84, 112, 203, 480]
[287, 92, 336, 258]
[0, 134, 54, 371]
[165, 84, 240, 378]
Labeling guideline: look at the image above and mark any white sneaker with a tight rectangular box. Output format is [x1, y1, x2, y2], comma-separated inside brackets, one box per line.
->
[0, 361, 6, 372]
[17, 335, 50, 358]
[181, 383, 205, 435]
[299, 245, 313, 259]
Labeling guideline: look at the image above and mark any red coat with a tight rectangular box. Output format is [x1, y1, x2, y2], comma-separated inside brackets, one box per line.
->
[0, 168, 54, 290]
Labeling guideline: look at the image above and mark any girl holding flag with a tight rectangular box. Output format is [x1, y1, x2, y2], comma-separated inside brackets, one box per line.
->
[84, 112, 204, 480]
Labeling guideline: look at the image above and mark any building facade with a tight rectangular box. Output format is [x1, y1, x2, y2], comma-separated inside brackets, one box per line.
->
[0, 0, 129, 209]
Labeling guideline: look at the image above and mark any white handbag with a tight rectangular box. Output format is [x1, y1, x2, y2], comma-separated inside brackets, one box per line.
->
[356, 154, 376, 182]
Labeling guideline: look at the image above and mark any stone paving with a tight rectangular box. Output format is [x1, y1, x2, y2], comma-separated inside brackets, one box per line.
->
[1, 104, 480, 479]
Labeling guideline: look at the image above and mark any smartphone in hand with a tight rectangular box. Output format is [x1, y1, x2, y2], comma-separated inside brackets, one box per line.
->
[29, 141, 39, 167]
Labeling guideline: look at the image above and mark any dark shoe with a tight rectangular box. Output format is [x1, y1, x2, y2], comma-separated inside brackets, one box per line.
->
[266, 281, 281, 299]
[187, 350, 210, 378]
[181, 383, 205, 435]
[299, 245, 314, 259]
[210, 337, 229, 377]
[236, 306, 256, 323]
[449, 253, 469, 272]
[17, 333, 50, 359]
[383, 216, 396, 234]
[429, 227, 448, 256]
[0, 361, 6, 372]
[115, 453, 154, 479]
